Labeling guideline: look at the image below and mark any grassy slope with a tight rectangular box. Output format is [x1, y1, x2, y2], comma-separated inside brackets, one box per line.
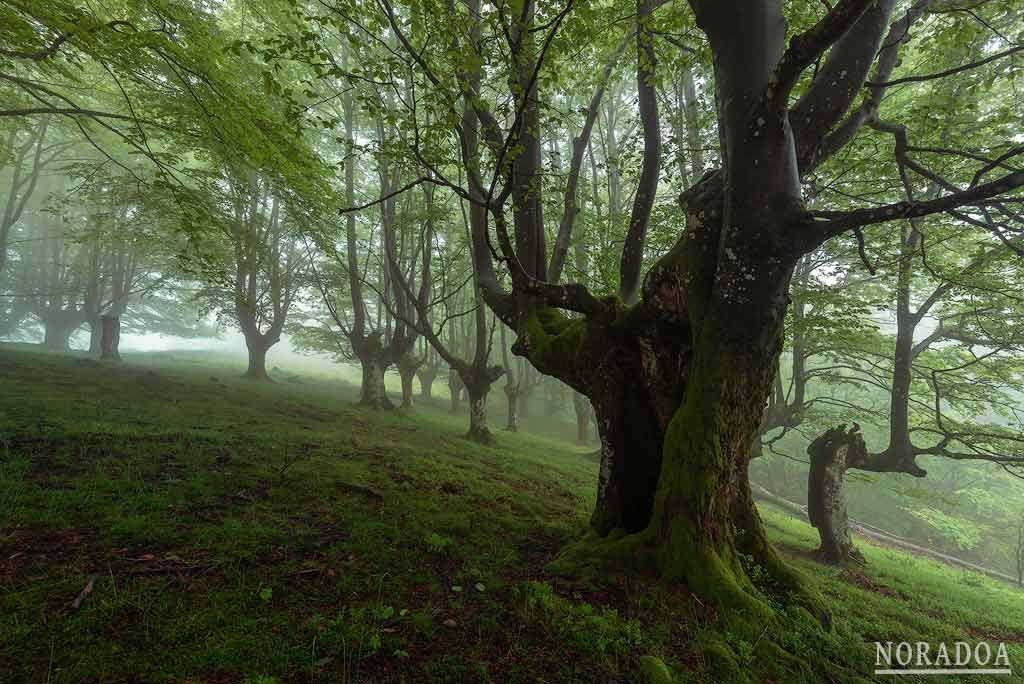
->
[0, 347, 1022, 684]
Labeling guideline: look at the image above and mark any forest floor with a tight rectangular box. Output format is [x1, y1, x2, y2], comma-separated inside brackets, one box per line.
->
[1, 346, 1023, 684]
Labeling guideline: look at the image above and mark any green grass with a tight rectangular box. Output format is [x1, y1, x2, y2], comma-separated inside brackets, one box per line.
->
[1, 347, 1022, 683]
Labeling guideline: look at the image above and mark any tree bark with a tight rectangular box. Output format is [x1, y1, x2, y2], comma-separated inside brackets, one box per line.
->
[359, 355, 393, 409]
[100, 315, 121, 361]
[465, 382, 493, 445]
[519, 168, 813, 628]
[244, 337, 270, 380]
[807, 425, 867, 564]
[88, 316, 102, 355]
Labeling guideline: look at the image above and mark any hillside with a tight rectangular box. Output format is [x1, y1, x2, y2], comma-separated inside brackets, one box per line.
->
[1, 348, 1022, 683]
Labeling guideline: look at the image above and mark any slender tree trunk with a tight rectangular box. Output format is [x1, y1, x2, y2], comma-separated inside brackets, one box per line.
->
[503, 382, 519, 432]
[1016, 525, 1023, 587]
[100, 315, 121, 362]
[807, 426, 866, 564]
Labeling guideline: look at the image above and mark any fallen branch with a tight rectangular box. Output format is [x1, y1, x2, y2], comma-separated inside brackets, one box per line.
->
[123, 563, 218, 577]
[70, 573, 99, 610]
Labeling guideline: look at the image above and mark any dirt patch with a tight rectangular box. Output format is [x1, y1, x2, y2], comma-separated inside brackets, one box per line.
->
[438, 480, 466, 495]
[386, 464, 415, 486]
[966, 626, 1024, 644]
[838, 569, 909, 601]
[277, 402, 339, 423]
[1, 524, 217, 587]
[0, 525, 102, 577]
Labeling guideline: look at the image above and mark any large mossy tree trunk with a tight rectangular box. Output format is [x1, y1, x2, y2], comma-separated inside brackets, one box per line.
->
[807, 425, 867, 565]
[520, 174, 818, 635]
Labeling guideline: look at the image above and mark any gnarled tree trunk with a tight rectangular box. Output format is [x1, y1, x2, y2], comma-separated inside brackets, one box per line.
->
[807, 425, 867, 564]
[516, 168, 813, 631]
[465, 382, 493, 444]
[358, 355, 393, 409]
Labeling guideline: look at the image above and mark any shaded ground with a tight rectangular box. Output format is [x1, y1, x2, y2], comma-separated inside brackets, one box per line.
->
[1, 347, 1023, 683]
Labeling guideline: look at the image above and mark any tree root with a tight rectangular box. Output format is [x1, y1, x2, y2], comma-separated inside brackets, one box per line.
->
[550, 529, 875, 684]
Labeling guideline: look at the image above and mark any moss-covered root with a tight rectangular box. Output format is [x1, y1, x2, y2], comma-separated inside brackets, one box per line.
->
[548, 528, 870, 684]
[546, 528, 657, 579]
[638, 655, 674, 684]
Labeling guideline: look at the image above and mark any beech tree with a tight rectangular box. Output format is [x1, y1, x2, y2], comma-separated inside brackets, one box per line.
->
[322, 0, 1024, 648]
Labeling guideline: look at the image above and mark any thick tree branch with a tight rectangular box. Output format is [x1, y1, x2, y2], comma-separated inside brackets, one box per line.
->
[810, 0, 934, 172]
[814, 170, 1024, 233]
[790, 0, 896, 173]
[772, 0, 874, 103]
